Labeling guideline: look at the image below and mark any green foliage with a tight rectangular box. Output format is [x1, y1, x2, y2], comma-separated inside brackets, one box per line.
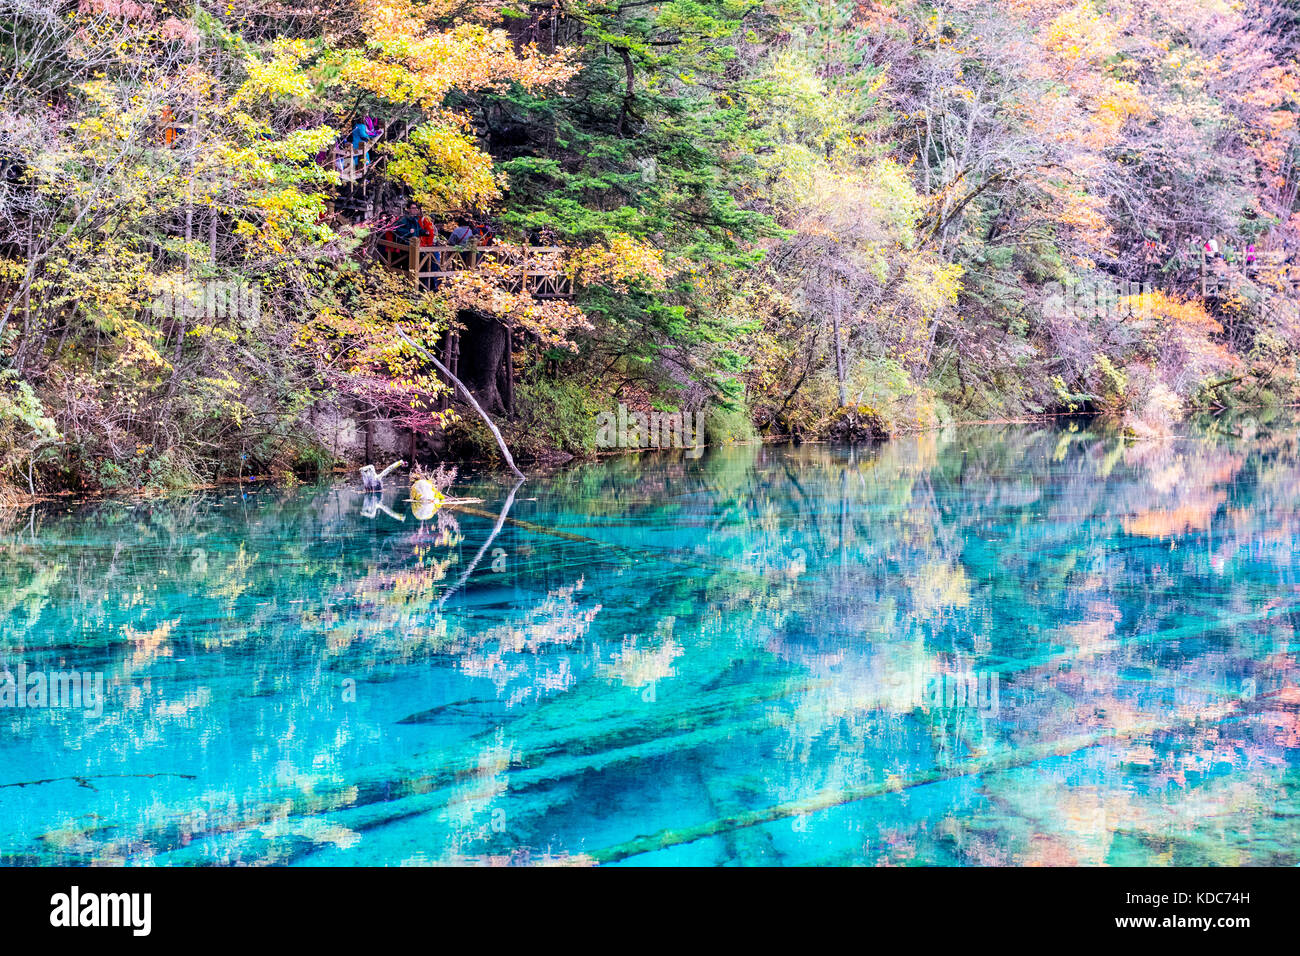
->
[1051, 376, 1096, 413]
[510, 377, 602, 458]
[1091, 354, 1129, 415]
[0, 369, 59, 488]
[704, 402, 759, 445]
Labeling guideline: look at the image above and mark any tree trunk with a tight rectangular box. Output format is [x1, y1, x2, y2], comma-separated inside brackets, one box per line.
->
[832, 278, 848, 407]
[395, 327, 525, 482]
[458, 311, 509, 413]
[503, 320, 516, 419]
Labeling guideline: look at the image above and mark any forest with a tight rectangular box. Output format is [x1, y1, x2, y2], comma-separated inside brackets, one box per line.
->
[1, 0, 1298, 497]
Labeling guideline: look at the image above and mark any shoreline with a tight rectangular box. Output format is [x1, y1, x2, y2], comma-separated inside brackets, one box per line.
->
[1, 405, 1285, 509]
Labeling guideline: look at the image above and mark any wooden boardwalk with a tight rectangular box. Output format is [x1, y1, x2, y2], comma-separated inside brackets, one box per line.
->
[375, 239, 574, 298]
[1197, 248, 1300, 296]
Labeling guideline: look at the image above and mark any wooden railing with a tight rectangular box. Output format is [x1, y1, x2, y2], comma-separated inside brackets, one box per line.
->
[1198, 249, 1300, 296]
[331, 144, 374, 185]
[375, 239, 575, 298]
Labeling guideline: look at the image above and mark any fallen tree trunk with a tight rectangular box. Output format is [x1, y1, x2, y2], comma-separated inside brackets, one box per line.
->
[395, 326, 526, 482]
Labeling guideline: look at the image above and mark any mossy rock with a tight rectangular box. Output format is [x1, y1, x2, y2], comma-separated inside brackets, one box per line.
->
[825, 405, 889, 444]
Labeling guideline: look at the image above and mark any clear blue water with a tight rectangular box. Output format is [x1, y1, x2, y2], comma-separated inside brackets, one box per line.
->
[2, 418, 1299, 866]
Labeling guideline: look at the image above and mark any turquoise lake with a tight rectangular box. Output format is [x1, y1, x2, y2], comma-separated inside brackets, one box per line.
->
[2, 419, 1298, 865]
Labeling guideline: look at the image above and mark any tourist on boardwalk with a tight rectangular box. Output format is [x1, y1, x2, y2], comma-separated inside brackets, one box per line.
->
[159, 106, 184, 147]
[393, 203, 436, 246]
[446, 222, 476, 246]
[351, 116, 383, 168]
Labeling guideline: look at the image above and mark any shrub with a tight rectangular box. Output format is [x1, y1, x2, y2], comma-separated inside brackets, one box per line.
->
[704, 402, 758, 445]
[510, 376, 601, 459]
[0, 370, 60, 493]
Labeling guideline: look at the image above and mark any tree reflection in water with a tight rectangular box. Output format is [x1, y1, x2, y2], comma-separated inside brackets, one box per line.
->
[0, 414, 1298, 865]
